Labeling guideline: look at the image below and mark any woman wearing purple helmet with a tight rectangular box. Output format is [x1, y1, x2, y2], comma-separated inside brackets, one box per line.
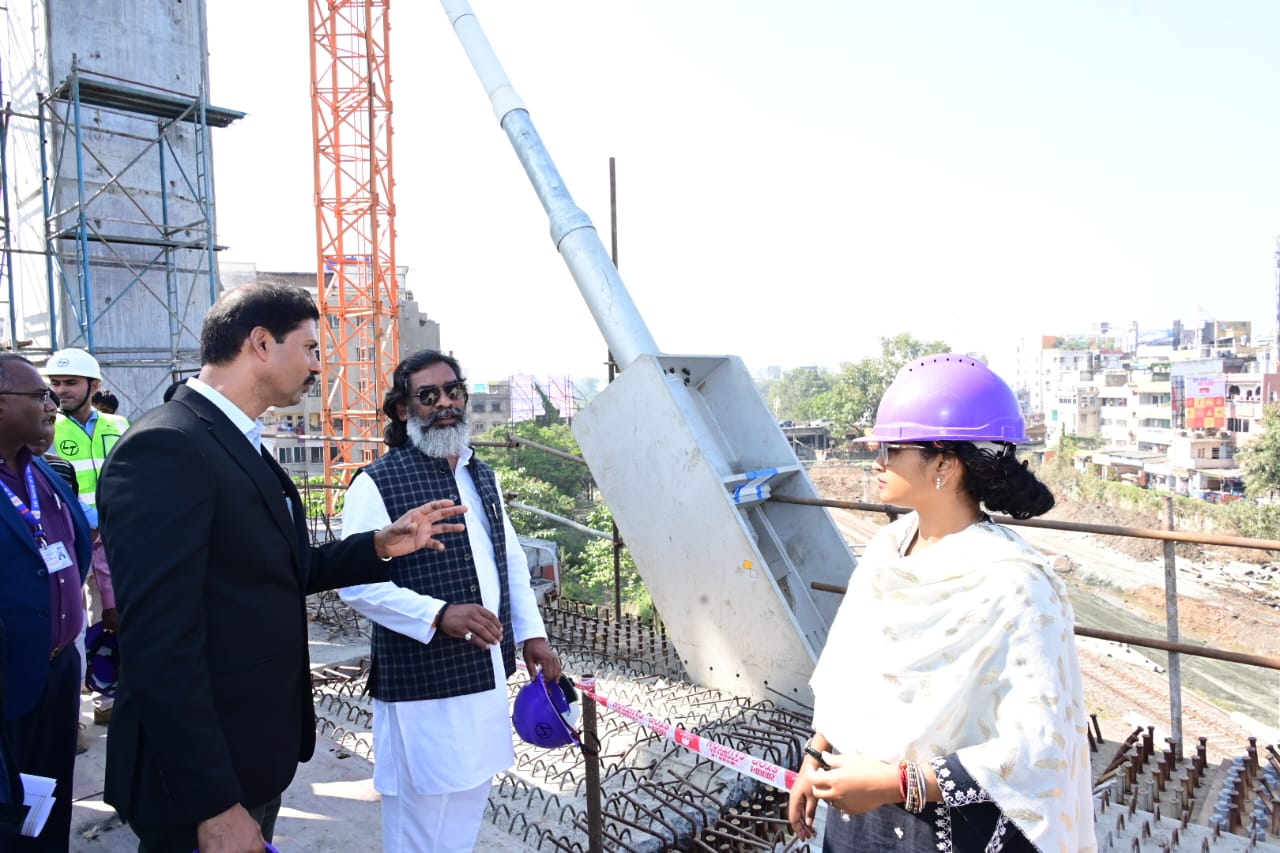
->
[788, 354, 1095, 852]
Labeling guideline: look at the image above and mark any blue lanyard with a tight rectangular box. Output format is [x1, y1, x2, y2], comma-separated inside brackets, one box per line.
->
[0, 465, 46, 545]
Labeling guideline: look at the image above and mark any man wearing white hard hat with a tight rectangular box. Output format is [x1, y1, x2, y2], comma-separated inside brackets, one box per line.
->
[41, 348, 129, 726]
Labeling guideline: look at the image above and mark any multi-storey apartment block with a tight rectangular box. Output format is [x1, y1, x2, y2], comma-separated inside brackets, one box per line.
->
[1020, 320, 1280, 501]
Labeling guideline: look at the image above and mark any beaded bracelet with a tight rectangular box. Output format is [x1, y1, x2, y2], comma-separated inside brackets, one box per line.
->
[898, 761, 909, 802]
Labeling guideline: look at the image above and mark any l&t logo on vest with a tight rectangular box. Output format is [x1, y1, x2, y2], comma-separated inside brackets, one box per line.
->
[58, 439, 81, 457]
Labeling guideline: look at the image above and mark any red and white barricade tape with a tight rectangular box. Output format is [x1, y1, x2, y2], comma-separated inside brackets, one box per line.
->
[574, 676, 797, 792]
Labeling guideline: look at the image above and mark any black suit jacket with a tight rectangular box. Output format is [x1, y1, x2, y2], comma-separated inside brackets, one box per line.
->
[97, 385, 388, 829]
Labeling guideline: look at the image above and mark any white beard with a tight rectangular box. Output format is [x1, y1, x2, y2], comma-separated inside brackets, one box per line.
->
[406, 417, 470, 459]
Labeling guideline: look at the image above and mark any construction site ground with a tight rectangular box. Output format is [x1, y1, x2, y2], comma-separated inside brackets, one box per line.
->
[65, 463, 1280, 851]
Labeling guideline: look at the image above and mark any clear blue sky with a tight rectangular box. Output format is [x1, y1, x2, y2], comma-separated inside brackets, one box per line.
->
[206, 1, 1280, 382]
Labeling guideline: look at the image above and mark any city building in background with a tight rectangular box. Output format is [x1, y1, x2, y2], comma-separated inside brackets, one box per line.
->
[1013, 318, 1280, 502]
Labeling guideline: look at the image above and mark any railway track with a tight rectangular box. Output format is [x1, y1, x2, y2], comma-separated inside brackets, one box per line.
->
[1077, 645, 1260, 761]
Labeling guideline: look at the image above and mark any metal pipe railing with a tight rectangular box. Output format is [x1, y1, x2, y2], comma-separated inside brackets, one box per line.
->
[791, 482, 1280, 754]
[770, 493, 1280, 551]
[473, 435, 591, 466]
[809, 577, 1280, 671]
[509, 501, 611, 540]
[1160, 495, 1185, 758]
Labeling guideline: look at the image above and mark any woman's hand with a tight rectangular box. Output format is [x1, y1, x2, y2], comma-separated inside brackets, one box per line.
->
[787, 759, 823, 840]
[809, 752, 901, 816]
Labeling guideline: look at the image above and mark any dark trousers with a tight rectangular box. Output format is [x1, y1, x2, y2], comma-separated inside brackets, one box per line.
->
[131, 796, 281, 853]
[0, 647, 81, 853]
[821, 803, 1037, 852]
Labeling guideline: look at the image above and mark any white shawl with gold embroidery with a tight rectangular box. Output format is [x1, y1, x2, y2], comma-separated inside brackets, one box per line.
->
[810, 515, 1096, 852]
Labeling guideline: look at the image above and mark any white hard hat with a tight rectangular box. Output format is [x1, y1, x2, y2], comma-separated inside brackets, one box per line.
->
[42, 348, 102, 381]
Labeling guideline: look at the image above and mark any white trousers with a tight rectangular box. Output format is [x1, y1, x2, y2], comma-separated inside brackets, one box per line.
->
[381, 778, 490, 853]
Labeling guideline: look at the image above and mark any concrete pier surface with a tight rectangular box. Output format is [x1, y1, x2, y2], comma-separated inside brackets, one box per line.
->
[65, 632, 542, 853]
[70, 701, 384, 852]
[68, 634, 386, 852]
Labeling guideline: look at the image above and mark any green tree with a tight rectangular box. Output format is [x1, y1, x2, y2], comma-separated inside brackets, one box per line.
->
[486, 463, 594, 590]
[474, 420, 590, 501]
[490, 467, 579, 540]
[1236, 404, 1280, 499]
[473, 422, 597, 592]
[824, 333, 952, 431]
[299, 475, 344, 518]
[533, 382, 561, 427]
[760, 367, 834, 422]
[561, 505, 653, 618]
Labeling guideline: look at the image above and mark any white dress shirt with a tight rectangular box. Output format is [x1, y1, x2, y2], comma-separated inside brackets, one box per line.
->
[339, 445, 546, 795]
[184, 377, 264, 450]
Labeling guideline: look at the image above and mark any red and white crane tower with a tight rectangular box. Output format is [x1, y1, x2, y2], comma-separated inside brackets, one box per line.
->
[309, 0, 400, 500]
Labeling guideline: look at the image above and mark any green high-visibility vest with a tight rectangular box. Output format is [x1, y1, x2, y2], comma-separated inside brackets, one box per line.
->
[52, 411, 130, 507]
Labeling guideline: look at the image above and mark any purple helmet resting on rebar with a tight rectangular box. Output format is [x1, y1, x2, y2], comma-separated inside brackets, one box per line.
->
[859, 353, 1027, 443]
[512, 671, 580, 749]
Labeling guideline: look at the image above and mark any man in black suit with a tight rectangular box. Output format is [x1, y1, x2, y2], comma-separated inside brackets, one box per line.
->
[98, 283, 466, 853]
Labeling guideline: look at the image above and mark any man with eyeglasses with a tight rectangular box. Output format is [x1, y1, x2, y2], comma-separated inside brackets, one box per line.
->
[339, 349, 562, 853]
[0, 354, 93, 851]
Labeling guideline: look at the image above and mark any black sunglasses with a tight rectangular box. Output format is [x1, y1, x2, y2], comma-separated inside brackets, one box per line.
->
[412, 380, 468, 407]
[0, 387, 57, 404]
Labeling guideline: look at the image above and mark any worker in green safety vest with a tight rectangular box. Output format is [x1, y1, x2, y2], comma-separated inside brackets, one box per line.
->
[42, 347, 130, 727]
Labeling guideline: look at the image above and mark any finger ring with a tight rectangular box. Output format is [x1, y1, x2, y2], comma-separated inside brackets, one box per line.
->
[464, 631, 473, 642]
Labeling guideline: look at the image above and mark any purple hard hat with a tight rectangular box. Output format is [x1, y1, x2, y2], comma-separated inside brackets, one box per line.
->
[84, 621, 120, 697]
[512, 671, 580, 749]
[858, 353, 1026, 443]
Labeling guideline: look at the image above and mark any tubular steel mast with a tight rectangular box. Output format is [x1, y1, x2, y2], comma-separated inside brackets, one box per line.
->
[309, 0, 400, 496]
[438, 0, 857, 707]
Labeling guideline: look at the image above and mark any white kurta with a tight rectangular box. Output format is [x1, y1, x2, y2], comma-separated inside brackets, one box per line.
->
[339, 445, 546, 796]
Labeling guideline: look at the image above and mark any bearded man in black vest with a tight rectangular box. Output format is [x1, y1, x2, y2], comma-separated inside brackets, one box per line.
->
[339, 349, 562, 853]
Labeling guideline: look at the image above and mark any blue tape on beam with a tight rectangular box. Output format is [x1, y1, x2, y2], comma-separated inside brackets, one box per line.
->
[731, 468, 778, 504]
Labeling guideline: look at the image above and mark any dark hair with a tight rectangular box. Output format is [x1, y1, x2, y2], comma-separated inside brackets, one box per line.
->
[916, 442, 1055, 520]
[201, 283, 320, 366]
[0, 354, 34, 390]
[382, 349, 464, 448]
[91, 390, 119, 413]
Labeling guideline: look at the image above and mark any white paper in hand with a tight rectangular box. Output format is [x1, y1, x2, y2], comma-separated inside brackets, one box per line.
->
[18, 773, 55, 838]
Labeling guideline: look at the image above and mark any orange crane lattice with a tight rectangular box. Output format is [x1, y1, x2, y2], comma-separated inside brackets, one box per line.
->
[309, 0, 400, 504]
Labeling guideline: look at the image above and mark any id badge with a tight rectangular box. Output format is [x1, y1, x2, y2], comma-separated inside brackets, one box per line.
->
[39, 541, 73, 572]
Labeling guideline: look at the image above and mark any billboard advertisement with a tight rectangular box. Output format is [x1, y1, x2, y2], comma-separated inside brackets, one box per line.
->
[1184, 374, 1226, 430]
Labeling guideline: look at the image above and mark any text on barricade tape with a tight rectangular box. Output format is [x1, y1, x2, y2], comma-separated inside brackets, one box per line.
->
[574, 679, 797, 792]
